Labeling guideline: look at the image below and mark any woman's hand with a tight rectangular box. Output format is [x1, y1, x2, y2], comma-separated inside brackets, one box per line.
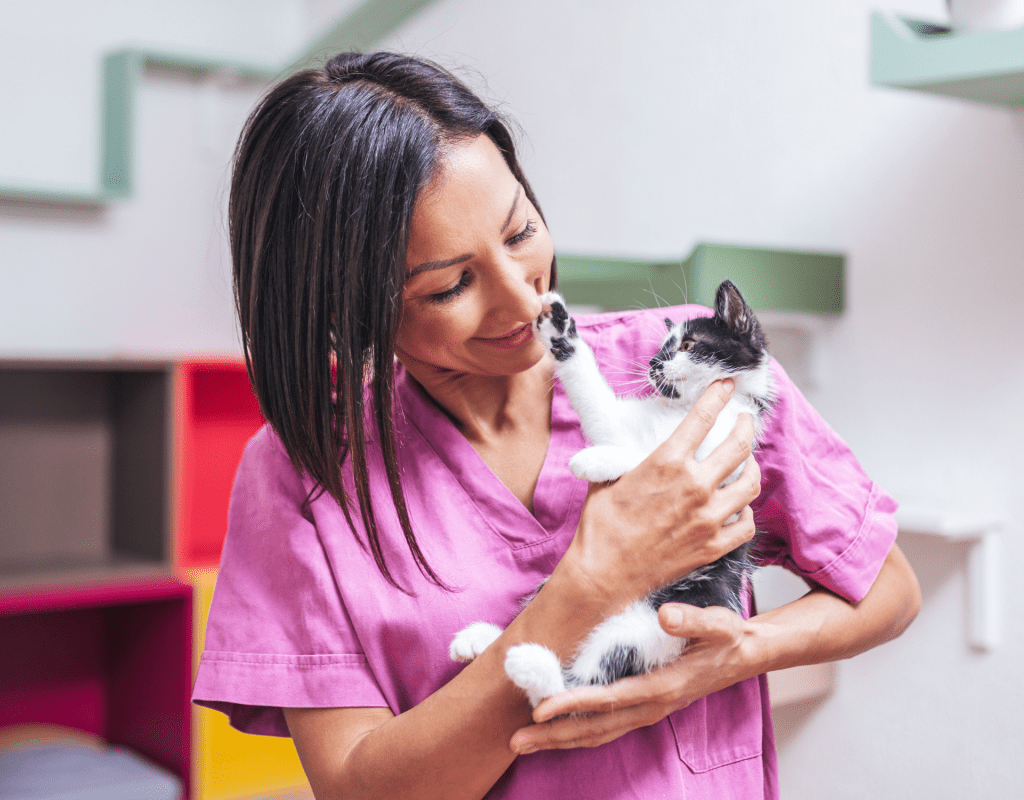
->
[558, 379, 762, 609]
[508, 602, 755, 754]
[509, 543, 921, 755]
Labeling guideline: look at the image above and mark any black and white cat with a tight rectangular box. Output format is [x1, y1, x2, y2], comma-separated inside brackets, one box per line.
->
[450, 280, 774, 708]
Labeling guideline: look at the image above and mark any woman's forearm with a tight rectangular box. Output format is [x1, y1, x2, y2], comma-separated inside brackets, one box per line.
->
[743, 543, 921, 674]
[288, 564, 631, 800]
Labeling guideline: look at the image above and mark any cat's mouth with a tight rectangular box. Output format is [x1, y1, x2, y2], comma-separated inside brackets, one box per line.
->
[649, 366, 681, 400]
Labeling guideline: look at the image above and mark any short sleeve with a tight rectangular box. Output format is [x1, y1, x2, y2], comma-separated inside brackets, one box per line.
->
[752, 360, 898, 603]
[191, 425, 389, 737]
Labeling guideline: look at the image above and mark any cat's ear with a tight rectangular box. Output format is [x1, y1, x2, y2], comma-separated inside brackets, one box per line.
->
[664, 317, 675, 331]
[714, 280, 753, 335]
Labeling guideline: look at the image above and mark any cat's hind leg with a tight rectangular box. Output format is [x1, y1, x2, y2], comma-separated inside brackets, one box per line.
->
[566, 600, 685, 687]
[504, 644, 568, 708]
[450, 621, 503, 663]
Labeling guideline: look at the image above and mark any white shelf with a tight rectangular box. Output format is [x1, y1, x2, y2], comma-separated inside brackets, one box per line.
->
[896, 505, 1004, 651]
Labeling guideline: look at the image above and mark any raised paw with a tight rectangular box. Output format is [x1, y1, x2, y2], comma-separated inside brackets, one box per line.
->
[450, 621, 503, 663]
[533, 291, 577, 362]
[504, 643, 567, 708]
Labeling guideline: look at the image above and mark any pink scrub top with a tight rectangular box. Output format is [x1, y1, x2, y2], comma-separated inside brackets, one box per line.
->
[193, 305, 899, 799]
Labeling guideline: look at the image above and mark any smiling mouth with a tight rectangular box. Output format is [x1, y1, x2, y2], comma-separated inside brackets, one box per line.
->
[476, 323, 533, 349]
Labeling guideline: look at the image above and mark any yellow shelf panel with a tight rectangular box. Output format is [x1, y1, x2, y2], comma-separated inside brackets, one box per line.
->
[191, 570, 310, 800]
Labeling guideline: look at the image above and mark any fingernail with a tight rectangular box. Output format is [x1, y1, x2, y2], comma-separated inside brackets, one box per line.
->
[722, 378, 735, 393]
[663, 606, 684, 628]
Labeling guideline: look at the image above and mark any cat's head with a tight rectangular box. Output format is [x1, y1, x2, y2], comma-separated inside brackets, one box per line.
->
[648, 280, 768, 400]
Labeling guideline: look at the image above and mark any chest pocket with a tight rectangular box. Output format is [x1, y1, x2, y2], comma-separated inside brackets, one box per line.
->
[667, 678, 764, 772]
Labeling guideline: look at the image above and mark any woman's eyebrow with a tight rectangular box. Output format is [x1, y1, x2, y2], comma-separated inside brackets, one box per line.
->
[406, 185, 522, 280]
[499, 184, 522, 234]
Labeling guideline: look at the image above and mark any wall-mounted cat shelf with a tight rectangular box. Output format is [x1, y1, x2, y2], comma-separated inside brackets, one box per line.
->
[0, 0, 437, 205]
[557, 244, 844, 389]
[870, 12, 1024, 107]
[896, 505, 1004, 651]
[557, 243, 844, 315]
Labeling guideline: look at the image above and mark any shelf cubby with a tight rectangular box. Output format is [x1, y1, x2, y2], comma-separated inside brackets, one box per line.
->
[0, 578, 193, 796]
[0, 360, 174, 590]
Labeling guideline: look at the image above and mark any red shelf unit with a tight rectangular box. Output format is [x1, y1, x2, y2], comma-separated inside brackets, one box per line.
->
[0, 578, 193, 794]
[174, 361, 264, 570]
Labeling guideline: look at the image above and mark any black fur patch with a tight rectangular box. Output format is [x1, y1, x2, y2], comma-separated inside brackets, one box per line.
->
[550, 337, 575, 362]
[683, 315, 766, 372]
[648, 542, 752, 614]
[549, 300, 570, 334]
[599, 644, 644, 683]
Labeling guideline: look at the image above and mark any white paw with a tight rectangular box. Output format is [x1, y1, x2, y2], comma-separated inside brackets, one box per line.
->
[504, 643, 566, 708]
[533, 292, 577, 362]
[450, 622, 503, 663]
[568, 446, 643, 483]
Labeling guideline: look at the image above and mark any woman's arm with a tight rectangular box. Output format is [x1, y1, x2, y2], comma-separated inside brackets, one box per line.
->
[506, 542, 921, 753]
[284, 380, 761, 800]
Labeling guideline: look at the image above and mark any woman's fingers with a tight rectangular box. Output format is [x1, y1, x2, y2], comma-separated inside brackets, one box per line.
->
[658, 602, 744, 642]
[530, 670, 679, 723]
[700, 412, 756, 486]
[655, 379, 735, 461]
[511, 703, 662, 753]
[706, 503, 757, 556]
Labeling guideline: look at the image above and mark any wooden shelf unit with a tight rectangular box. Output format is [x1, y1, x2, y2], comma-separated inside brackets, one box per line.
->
[0, 357, 298, 799]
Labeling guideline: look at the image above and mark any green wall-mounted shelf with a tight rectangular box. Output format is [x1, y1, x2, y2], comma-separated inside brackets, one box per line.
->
[871, 12, 1024, 106]
[556, 243, 845, 314]
[0, 0, 436, 205]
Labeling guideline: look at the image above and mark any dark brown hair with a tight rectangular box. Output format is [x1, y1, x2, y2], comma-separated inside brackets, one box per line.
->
[230, 52, 547, 590]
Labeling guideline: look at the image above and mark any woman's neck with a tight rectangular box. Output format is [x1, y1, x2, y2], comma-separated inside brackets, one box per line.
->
[400, 356, 554, 446]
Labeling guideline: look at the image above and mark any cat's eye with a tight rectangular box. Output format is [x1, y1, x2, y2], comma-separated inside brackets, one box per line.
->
[680, 340, 694, 352]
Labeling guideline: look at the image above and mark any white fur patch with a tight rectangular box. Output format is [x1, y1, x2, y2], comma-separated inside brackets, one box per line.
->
[568, 445, 647, 482]
[504, 643, 567, 708]
[449, 621, 502, 663]
[567, 601, 685, 686]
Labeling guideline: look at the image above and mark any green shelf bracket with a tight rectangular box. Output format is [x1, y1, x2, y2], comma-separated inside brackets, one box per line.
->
[871, 11, 1024, 106]
[556, 243, 845, 315]
[1, 0, 436, 205]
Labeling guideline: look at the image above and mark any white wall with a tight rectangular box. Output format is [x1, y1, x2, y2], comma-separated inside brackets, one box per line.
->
[0, 0, 306, 357]
[3, 1, 1023, 797]
[380, 1, 1024, 798]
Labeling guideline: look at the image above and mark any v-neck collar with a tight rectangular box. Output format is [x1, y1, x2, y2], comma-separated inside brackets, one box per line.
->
[394, 361, 586, 549]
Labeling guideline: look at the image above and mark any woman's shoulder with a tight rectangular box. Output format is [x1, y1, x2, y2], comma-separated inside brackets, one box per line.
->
[571, 303, 712, 363]
[571, 303, 712, 334]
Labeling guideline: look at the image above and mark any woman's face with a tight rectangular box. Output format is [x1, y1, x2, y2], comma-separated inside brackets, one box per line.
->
[397, 135, 553, 380]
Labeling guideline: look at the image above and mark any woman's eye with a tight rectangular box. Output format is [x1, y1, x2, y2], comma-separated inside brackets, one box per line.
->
[507, 219, 537, 246]
[428, 271, 472, 304]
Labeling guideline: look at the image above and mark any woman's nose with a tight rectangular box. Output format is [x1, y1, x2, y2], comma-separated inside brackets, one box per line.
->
[489, 257, 544, 321]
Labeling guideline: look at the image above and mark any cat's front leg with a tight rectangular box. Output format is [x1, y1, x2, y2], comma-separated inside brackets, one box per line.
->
[450, 621, 503, 663]
[568, 445, 647, 483]
[534, 292, 625, 448]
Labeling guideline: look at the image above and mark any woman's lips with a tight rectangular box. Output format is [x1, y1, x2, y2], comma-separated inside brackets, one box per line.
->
[476, 323, 533, 350]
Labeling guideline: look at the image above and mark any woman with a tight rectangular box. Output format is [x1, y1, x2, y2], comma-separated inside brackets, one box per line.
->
[193, 52, 921, 799]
